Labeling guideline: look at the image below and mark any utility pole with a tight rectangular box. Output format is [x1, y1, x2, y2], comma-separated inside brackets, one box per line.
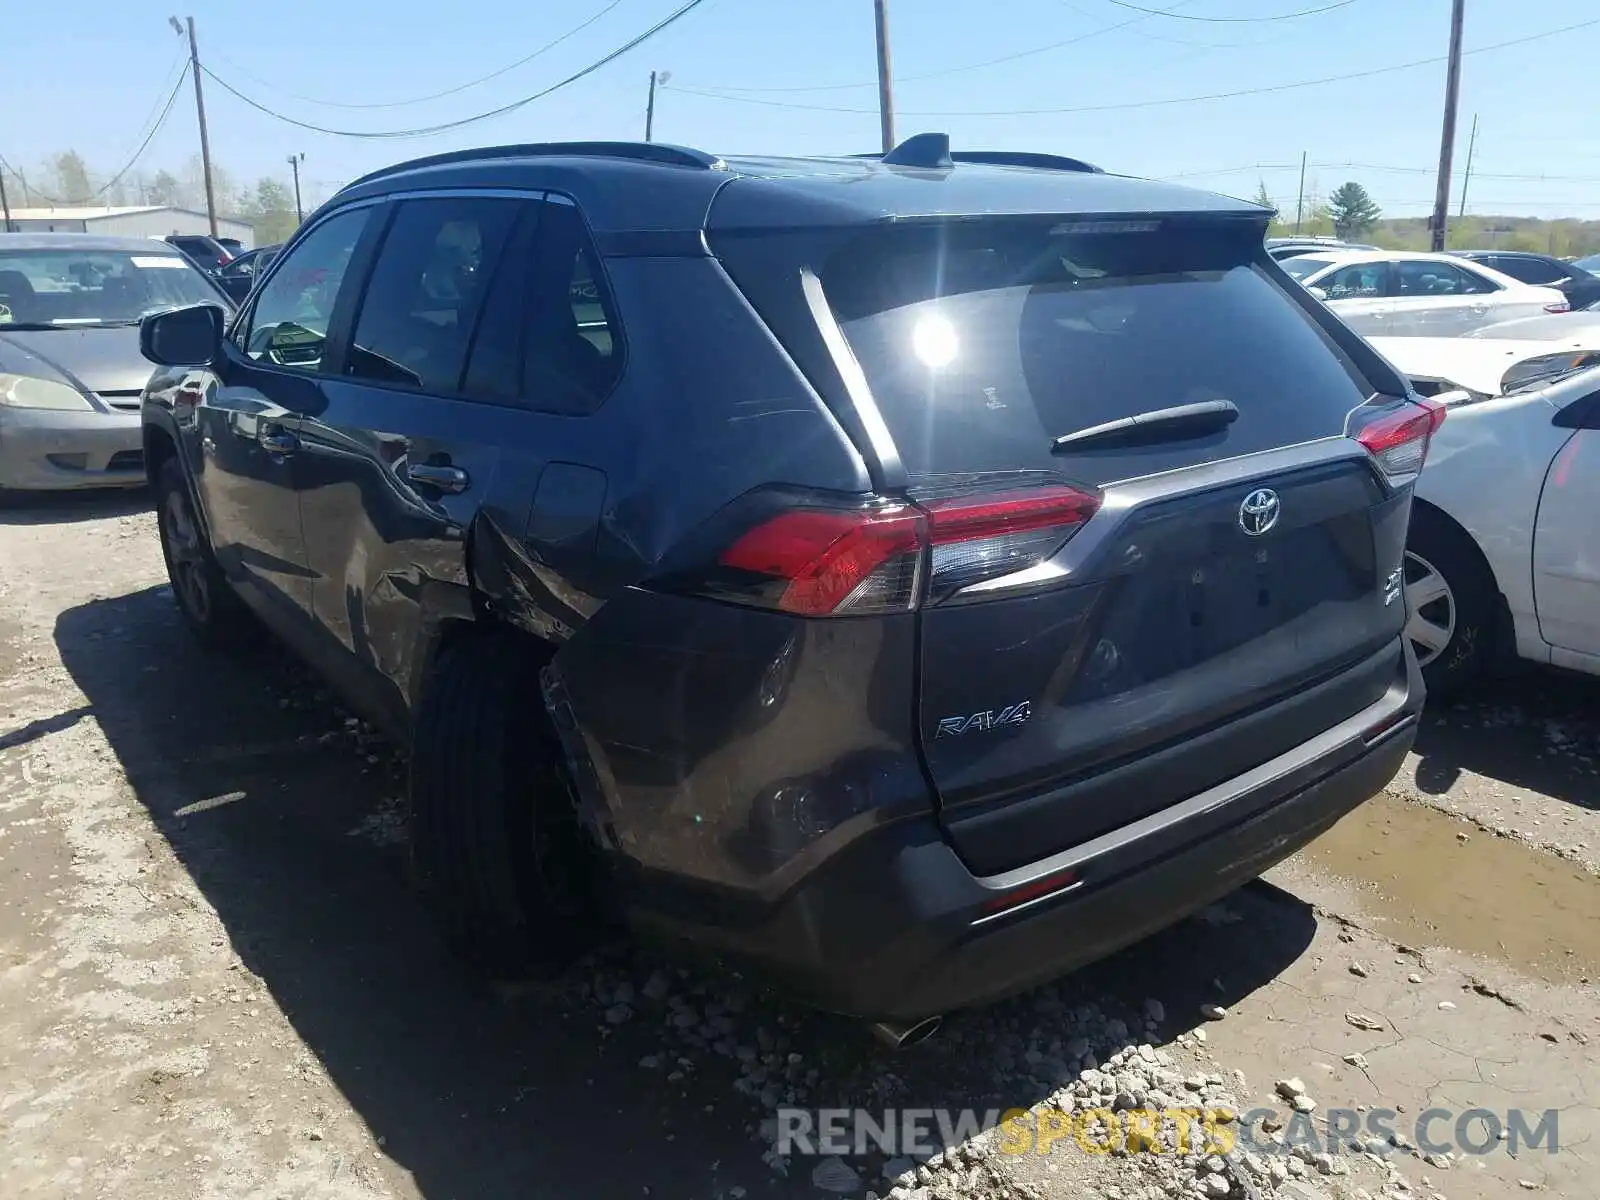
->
[0, 165, 13, 233]
[644, 70, 670, 143]
[287, 153, 305, 224]
[173, 15, 219, 237]
[874, 0, 895, 154]
[1429, 0, 1465, 251]
[1457, 113, 1478, 219]
[1294, 151, 1307, 235]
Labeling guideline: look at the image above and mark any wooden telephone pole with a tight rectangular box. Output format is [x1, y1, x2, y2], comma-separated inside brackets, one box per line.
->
[175, 16, 219, 237]
[1429, 0, 1466, 251]
[874, 0, 895, 154]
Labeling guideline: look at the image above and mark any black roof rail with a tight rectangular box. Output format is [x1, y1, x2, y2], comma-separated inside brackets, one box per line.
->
[852, 138, 1104, 175]
[342, 141, 726, 192]
[949, 150, 1103, 174]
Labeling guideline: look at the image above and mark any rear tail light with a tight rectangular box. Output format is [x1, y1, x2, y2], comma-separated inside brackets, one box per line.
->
[682, 482, 1103, 616]
[718, 505, 924, 616]
[1353, 396, 1447, 484]
[1545, 300, 1571, 314]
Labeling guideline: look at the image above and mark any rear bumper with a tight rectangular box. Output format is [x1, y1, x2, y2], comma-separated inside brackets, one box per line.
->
[624, 641, 1421, 1022]
[0, 406, 144, 491]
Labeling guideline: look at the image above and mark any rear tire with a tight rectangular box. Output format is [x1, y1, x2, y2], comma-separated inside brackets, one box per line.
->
[409, 635, 601, 978]
[1406, 506, 1497, 699]
[154, 458, 254, 649]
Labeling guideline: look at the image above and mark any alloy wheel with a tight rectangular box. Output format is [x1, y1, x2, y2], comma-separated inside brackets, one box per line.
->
[1403, 549, 1456, 668]
[161, 488, 211, 625]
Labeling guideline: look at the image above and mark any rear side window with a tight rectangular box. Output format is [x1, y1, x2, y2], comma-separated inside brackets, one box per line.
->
[822, 220, 1373, 482]
[520, 198, 624, 415]
[345, 197, 523, 394]
[1397, 260, 1494, 297]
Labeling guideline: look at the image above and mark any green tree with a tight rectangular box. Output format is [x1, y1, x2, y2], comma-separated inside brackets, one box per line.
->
[1327, 181, 1381, 240]
[1253, 180, 1276, 215]
[238, 177, 299, 245]
[147, 170, 184, 207]
[1296, 182, 1328, 236]
[185, 154, 237, 218]
[48, 151, 94, 203]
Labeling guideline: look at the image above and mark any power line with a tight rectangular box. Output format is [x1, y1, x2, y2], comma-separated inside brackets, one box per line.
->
[0, 64, 190, 206]
[95, 66, 190, 199]
[1098, 0, 1359, 21]
[688, 0, 1203, 94]
[1062, 1, 1285, 49]
[205, 0, 623, 111]
[201, 0, 711, 140]
[670, 15, 1600, 117]
[1168, 160, 1600, 183]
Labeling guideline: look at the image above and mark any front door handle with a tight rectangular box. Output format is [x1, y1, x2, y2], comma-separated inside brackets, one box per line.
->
[408, 462, 470, 494]
[258, 425, 298, 455]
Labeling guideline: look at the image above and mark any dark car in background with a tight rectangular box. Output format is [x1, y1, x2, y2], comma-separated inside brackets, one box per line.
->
[138, 136, 1429, 1032]
[1451, 250, 1600, 312]
[214, 244, 281, 303]
[0, 233, 233, 491]
[164, 233, 235, 274]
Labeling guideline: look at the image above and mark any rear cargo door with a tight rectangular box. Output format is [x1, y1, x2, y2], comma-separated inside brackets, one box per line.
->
[823, 217, 1413, 875]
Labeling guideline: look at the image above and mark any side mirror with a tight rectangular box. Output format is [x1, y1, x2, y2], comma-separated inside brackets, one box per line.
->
[1307, 286, 1329, 301]
[141, 304, 224, 367]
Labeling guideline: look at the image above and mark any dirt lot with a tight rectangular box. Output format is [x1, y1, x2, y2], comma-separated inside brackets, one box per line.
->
[2, 492, 1597, 1200]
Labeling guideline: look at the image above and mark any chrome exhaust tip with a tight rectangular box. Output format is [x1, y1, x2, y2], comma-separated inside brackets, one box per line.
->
[868, 1015, 943, 1049]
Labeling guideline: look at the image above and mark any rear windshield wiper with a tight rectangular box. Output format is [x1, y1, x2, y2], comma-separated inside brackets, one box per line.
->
[0, 322, 75, 332]
[1051, 399, 1239, 452]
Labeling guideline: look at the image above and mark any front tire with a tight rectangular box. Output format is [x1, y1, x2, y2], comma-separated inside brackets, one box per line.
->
[154, 458, 253, 648]
[1405, 507, 1497, 699]
[409, 635, 601, 978]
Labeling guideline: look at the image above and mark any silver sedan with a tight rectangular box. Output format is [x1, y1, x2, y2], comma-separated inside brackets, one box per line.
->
[0, 233, 233, 492]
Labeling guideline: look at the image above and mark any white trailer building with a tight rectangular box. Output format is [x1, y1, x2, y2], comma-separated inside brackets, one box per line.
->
[1, 205, 254, 248]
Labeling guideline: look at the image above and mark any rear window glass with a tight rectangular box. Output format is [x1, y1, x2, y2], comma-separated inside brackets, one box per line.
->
[1279, 255, 1335, 281]
[824, 221, 1372, 481]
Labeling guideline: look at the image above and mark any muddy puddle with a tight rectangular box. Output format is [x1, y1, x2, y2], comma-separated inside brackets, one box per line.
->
[1299, 791, 1600, 983]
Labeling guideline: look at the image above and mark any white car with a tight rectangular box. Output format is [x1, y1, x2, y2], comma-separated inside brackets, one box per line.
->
[1280, 250, 1568, 337]
[1371, 332, 1600, 400]
[1466, 308, 1600, 342]
[1372, 347, 1600, 694]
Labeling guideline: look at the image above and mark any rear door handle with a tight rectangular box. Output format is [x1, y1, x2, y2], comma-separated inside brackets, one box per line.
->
[258, 425, 298, 455]
[408, 462, 470, 494]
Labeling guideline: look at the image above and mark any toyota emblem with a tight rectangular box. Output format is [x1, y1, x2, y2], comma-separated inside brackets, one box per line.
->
[1238, 488, 1281, 536]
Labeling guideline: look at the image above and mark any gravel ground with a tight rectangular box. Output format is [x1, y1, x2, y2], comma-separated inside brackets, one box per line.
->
[2, 493, 1596, 1200]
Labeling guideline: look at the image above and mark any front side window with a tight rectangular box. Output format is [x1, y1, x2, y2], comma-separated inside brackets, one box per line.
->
[1320, 262, 1390, 299]
[242, 207, 370, 371]
[0, 249, 224, 328]
[345, 196, 522, 394]
[1397, 260, 1494, 297]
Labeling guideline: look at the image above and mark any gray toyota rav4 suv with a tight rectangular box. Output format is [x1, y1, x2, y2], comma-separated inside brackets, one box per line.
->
[139, 135, 1433, 1040]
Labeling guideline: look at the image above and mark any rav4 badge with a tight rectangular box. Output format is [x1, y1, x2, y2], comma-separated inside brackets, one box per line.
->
[935, 702, 1033, 739]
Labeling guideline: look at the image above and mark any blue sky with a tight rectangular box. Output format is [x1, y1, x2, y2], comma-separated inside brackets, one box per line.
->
[5, 0, 1600, 218]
